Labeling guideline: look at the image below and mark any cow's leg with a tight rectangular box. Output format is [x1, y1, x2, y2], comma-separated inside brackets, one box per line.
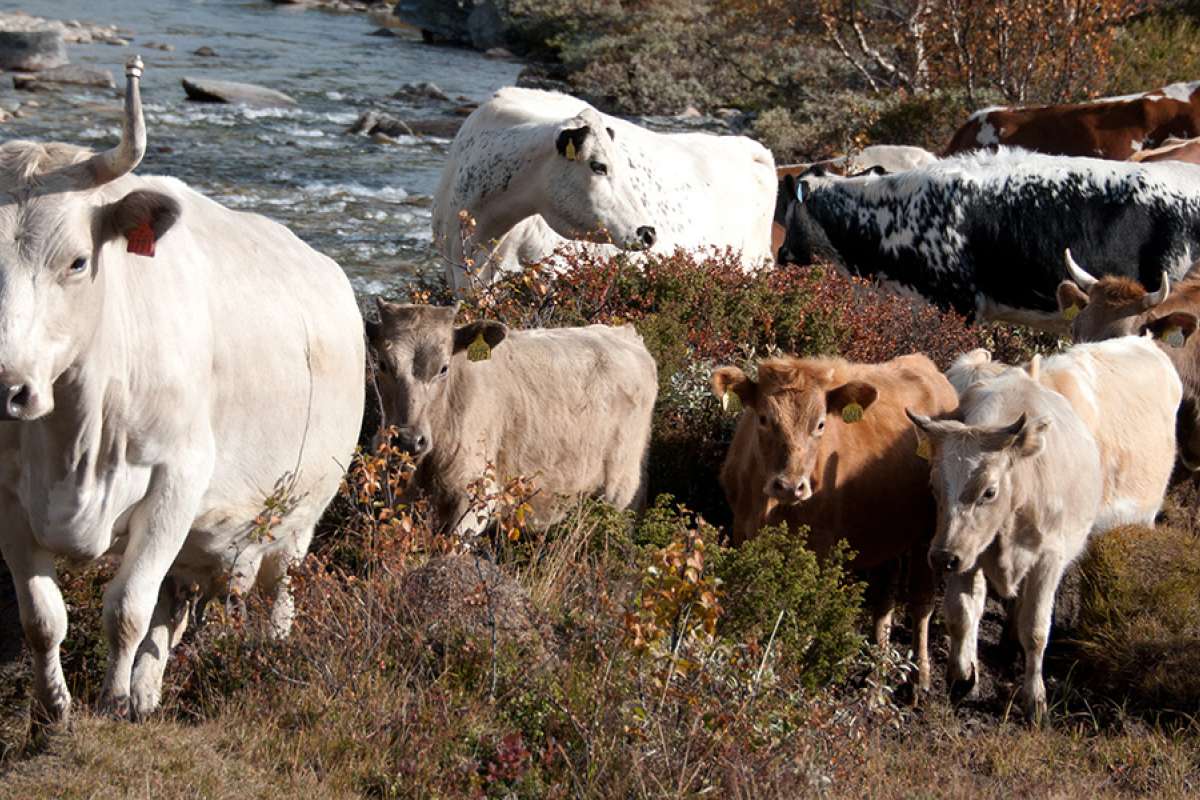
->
[258, 531, 312, 640]
[129, 577, 190, 720]
[100, 462, 209, 718]
[944, 568, 987, 702]
[908, 550, 937, 694]
[865, 562, 898, 648]
[1016, 555, 1066, 726]
[0, 518, 70, 732]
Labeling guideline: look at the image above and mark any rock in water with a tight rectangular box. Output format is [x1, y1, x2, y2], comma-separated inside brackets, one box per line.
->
[393, 80, 450, 103]
[393, 0, 510, 50]
[193, 46, 218, 57]
[0, 30, 67, 72]
[12, 64, 115, 91]
[181, 77, 297, 108]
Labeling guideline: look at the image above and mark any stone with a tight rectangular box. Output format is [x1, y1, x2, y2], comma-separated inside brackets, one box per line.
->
[181, 77, 297, 107]
[0, 30, 67, 72]
[193, 46, 217, 57]
[12, 64, 115, 91]
[392, 80, 449, 103]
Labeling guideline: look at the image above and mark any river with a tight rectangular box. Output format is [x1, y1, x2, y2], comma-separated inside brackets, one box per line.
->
[0, 0, 524, 297]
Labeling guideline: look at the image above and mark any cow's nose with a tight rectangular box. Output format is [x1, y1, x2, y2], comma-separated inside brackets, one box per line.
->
[795, 478, 812, 501]
[637, 226, 656, 248]
[929, 549, 961, 573]
[390, 428, 429, 457]
[2, 384, 30, 419]
[777, 245, 792, 264]
[770, 477, 792, 497]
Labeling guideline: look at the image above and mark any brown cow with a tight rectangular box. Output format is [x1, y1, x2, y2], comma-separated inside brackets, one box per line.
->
[712, 353, 958, 690]
[1131, 136, 1200, 165]
[1057, 250, 1200, 468]
[945, 82, 1200, 159]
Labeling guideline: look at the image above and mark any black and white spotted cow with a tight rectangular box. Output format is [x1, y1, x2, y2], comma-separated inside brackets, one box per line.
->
[778, 147, 1200, 329]
[433, 87, 777, 295]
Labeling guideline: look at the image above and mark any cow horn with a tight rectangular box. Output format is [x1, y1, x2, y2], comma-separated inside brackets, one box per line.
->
[77, 56, 145, 188]
[1064, 249, 1098, 291]
[1143, 271, 1170, 309]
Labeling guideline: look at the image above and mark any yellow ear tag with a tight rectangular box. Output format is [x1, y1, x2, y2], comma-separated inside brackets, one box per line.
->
[467, 332, 491, 362]
[1162, 326, 1186, 348]
[841, 402, 864, 424]
[721, 390, 742, 414]
[1063, 305, 1080, 321]
[916, 437, 931, 461]
[564, 140, 577, 161]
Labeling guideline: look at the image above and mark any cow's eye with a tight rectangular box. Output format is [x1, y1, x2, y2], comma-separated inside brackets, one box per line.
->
[590, 161, 608, 176]
[438, 364, 449, 378]
[758, 414, 768, 426]
[68, 257, 88, 274]
[980, 486, 998, 503]
[814, 418, 825, 435]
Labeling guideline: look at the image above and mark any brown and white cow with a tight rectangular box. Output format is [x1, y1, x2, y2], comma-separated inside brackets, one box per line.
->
[1131, 136, 1200, 165]
[1057, 250, 1200, 469]
[712, 354, 957, 690]
[367, 301, 657, 536]
[908, 367, 1102, 724]
[945, 82, 1200, 160]
[947, 341, 1180, 533]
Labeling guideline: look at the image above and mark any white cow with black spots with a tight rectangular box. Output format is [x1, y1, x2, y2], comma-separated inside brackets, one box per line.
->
[433, 87, 776, 294]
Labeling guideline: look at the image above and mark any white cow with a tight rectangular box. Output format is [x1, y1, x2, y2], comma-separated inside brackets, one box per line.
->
[433, 87, 776, 294]
[0, 58, 365, 727]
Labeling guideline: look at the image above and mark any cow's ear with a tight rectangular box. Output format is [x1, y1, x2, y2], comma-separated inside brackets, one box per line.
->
[1056, 281, 1089, 315]
[826, 381, 878, 417]
[1142, 311, 1199, 346]
[712, 366, 757, 409]
[997, 413, 1050, 458]
[364, 315, 382, 345]
[98, 190, 181, 259]
[453, 320, 507, 354]
[556, 124, 590, 161]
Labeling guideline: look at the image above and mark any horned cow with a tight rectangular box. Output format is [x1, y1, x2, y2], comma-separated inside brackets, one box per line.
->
[0, 58, 365, 727]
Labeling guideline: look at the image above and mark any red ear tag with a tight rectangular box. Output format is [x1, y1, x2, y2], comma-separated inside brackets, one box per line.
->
[126, 223, 156, 257]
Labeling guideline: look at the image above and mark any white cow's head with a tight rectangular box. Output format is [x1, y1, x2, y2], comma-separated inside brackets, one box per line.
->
[541, 108, 656, 251]
[0, 57, 180, 421]
[906, 409, 1050, 574]
[365, 299, 506, 461]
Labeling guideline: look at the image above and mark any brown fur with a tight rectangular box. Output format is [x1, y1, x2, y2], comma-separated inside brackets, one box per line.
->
[714, 353, 959, 690]
[1131, 137, 1200, 165]
[944, 91, 1200, 159]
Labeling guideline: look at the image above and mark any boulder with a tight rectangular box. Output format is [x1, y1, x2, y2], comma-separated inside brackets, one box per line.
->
[0, 30, 67, 72]
[12, 64, 115, 91]
[193, 46, 218, 57]
[348, 109, 464, 139]
[394, 0, 512, 50]
[397, 554, 552, 658]
[181, 77, 297, 108]
[393, 80, 449, 103]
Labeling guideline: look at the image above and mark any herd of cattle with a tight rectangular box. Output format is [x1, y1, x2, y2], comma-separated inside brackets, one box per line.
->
[4, 55, 1200, 734]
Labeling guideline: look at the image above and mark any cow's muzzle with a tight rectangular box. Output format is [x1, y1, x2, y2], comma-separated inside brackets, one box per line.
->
[767, 476, 812, 504]
[389, 426, 430, 458]
[636, 226, 656, 248]
[929, 548, 963, 573]
[0, 383, 45, 421]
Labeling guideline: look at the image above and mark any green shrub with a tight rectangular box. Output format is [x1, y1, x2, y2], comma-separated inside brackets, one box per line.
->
[1107, 13, 1200, 98]
[1073, 524, 1200, 715]
[716, 525, 865, 688]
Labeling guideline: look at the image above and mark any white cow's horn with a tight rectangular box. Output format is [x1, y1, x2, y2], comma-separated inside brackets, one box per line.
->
[1143, 271, 1171, 309]
[79, 56, 146, 188]
[1064, 248, 1098, 290]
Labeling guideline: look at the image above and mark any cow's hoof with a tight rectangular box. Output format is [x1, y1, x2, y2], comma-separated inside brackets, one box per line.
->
[130, 685, 161, 722]
[99, 692, 130, 721]
[1024, 695, 1048, 727]
[949, 668, 976, 704]
[29, 694, 71, 740]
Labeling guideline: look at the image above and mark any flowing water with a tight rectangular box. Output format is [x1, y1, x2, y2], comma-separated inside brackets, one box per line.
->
[0, 0, 524, 297]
